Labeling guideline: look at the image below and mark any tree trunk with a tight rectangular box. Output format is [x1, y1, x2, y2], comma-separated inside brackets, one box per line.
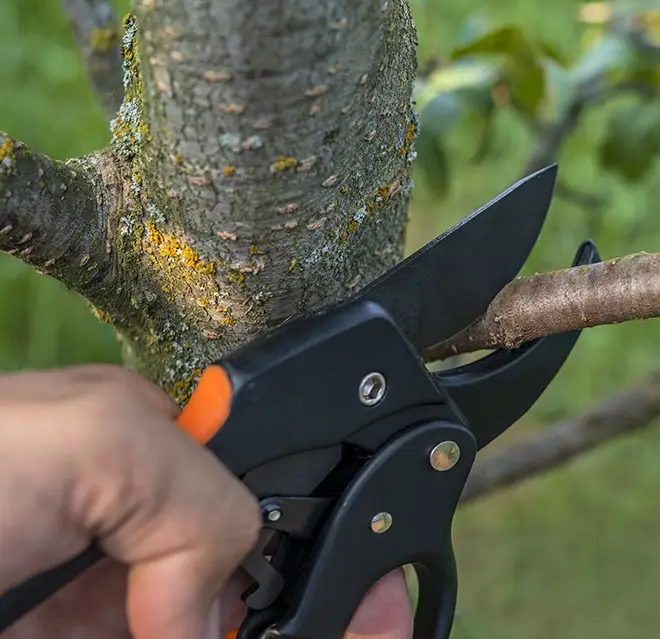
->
[1, 0, 418, 402]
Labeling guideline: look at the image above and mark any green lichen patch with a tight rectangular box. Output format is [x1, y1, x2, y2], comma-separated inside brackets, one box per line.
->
[270, 156, 299, 172]
[398, 106, 419, 164]
[227, 270, 246, 285]
[110, 13, 148, 161]
[89, 305, 114, 325]
[145, 221, 216, 275]
[169, 367, 205, 405]
[139, 220, 222, 329]
[0, 135, 16, 176]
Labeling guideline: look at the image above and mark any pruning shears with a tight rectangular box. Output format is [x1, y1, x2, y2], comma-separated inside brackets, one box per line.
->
[0, 165, 601, 638]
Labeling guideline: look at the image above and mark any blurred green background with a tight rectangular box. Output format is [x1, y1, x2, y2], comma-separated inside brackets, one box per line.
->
[1, 0, 659, 637]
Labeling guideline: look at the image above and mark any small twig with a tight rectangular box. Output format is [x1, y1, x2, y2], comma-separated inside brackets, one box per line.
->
[524, 77, 656, 174]
[555, 181, 607, 212]
[460, 371, 660, 503]
[424, 253, 660, 361]
[59, 0, 123, 121]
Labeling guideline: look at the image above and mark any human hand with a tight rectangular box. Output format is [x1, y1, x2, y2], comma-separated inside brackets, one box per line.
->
[0, 364, 413, 639]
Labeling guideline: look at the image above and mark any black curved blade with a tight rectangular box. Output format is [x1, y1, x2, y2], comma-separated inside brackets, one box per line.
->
[355, 165, 558, 353]
[432, 240, 601, 450]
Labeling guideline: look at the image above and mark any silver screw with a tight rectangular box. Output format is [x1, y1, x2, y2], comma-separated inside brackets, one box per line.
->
[263, 505, 282, 522]
[370, 512, 393, 533]
[359, 372, 387, 406]
[429, 441, 460, 471]
[259, 626, 281, 639]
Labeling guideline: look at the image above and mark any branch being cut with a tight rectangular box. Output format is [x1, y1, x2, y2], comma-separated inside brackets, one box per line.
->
[460, 370, 660, 504]
[59, 0, 123, 121]
[424, 252, 660, 361]
[0, 131, 124, 309]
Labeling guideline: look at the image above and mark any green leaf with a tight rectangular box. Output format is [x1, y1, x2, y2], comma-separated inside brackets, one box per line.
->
[598, 100, 660, 182]
[536, 40, 570, 66]
[455, 14, 492, 48]
[450, 25, 546, 117]
[504, 57, 545, 117]
[451, 24, 521, 57]
[415, 61, 498, 113]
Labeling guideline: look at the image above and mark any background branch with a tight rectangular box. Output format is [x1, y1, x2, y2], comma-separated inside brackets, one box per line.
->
[59, 0, 123, 121]
[461, 370, 660, 503]
[0, 131, 123, 307]
[524, 79, 656, 175]
[424, 252, 660, 361]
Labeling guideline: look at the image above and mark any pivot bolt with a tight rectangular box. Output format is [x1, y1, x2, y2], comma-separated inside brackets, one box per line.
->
[429, 441, 460, 471]
[263, 504, 282, 522]
[359, 372, 387, 406]
[370, 512, 393, 533]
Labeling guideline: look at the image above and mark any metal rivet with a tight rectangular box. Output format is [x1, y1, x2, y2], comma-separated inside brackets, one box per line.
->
[429, 441, 460, 471]
[263, 504, 282, 522]
[370, 512, 393, 533]
[359, 372, 386, 406]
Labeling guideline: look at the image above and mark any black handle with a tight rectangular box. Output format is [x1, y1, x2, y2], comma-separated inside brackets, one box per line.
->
[255, 419, 476, 639]
[412, 546, 458, 639]
[0, 544, 104, 631]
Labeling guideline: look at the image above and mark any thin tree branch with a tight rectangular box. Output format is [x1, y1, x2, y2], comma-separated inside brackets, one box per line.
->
[0, 131, 124, 308]
[424, 252, 660, 361]
[524, 80, 656, 175]
[554, 181, 607, 212]
[460, 370, 660, 504]
[59, 0, 123, 121]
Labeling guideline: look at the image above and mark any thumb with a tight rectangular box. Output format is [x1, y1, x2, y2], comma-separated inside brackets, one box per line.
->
[99, 436, 261, 639]
[125, 549, 227, 639]
[346, 569, 414, 639]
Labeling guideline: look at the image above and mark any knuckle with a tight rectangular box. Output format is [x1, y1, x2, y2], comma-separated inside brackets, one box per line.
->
[79, 366, 155, 415]
[237, 487, 262, 549]
[69, 363, 131, 386]
[210, 468, 261, 557]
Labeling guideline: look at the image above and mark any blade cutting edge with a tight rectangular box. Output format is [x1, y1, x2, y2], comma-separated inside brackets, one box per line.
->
[355, 165, 558, 352]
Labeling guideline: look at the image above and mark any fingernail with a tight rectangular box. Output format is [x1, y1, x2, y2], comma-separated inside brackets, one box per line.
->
[204, 600, 221, 639]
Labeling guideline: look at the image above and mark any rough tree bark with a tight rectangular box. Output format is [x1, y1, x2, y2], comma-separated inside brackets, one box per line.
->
[1, 0, 418, 403]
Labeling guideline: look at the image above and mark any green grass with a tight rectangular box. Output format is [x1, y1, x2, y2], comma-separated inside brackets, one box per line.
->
[0, 0, 659, 637]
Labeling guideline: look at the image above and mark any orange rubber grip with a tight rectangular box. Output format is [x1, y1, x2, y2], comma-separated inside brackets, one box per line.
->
[176, 366, 240, 639]
[176, 364, 233, 444]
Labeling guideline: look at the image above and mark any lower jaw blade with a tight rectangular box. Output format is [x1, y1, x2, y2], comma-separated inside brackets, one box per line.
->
[433, 240, 601, 450]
